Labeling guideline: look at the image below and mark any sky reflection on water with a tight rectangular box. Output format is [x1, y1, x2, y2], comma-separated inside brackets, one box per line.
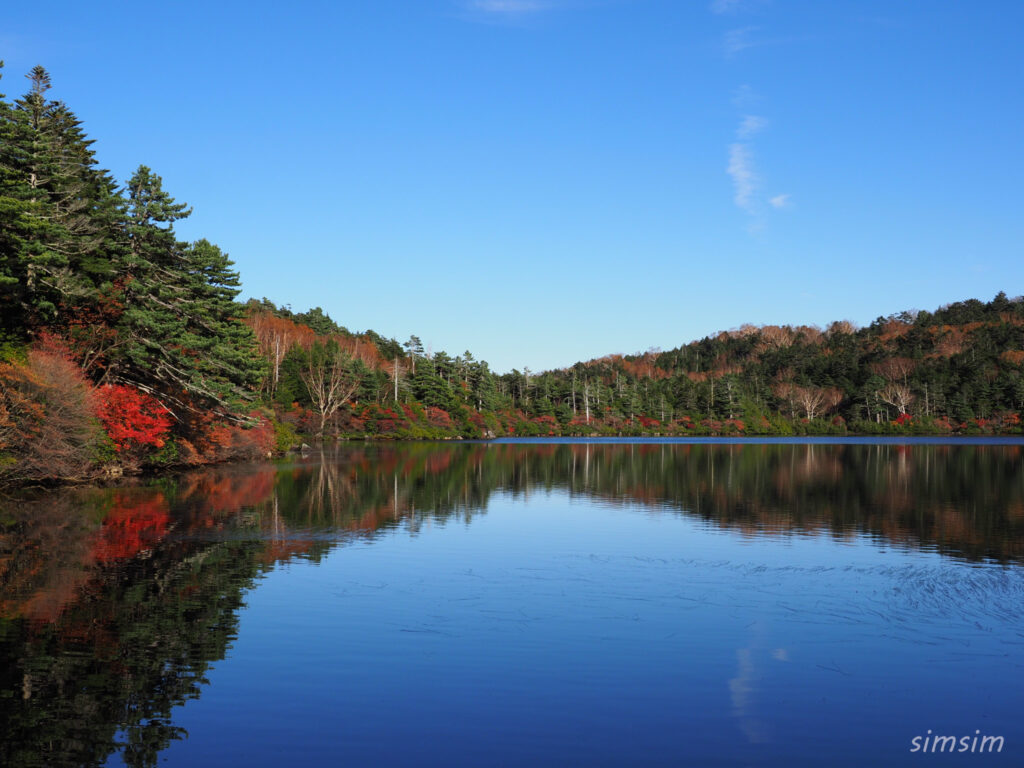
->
[1, 442, 1022, 767]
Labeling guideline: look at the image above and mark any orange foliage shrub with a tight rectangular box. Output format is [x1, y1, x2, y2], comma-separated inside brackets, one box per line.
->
[246, 311, 316, 395]
[0, 346, 101, 484]
[183, 410, 276, 464]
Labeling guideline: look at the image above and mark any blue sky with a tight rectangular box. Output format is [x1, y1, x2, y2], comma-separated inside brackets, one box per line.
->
[2, 1, 1022, 372]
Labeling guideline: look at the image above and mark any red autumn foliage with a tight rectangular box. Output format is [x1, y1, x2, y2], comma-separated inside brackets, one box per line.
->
[184, 410, 277, 463]
[93, 492, 171, 563]
[176, 469, 276, 516]
[95, 385, 173, 453]
[60, 284, 126, 378]
[531, 414, 558, 435]
[352, 403, 413, 434]
[426, 407, 453, 429]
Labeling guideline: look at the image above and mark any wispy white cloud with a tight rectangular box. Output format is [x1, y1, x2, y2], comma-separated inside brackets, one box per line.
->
[727, 143, 758, 212]
[458, 0, 600, 24]
[736, 114, 767, 139]
[731, 84, 758, 109]
[710, 0, 744, 13]
[716, 4, 790, 224]
[724, 26, 759, 56]
[726, 112, 789, 222]
[724, 26, 810, 57]
[467, 0, 548, 14]
[711, 0, 769, 14]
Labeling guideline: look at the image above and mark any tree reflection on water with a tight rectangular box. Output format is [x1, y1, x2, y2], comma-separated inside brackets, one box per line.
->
[0, 442, 1022, 766]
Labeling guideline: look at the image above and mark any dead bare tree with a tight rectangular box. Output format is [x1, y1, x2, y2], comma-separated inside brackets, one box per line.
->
[825, 319, 857, 336]
[299, 340, 361, 439]
[774, 382, 842, 421]
[877, 382, 914, 416]
[872, 357, 915, 387]
[793, 385, 843, 420]
[758, 325, 796, 351]
[772, 381, 798, 421]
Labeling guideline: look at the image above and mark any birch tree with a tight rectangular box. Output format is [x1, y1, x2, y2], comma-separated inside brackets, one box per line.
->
[300, 338, 361, 438]
[878, 382, 914, 416]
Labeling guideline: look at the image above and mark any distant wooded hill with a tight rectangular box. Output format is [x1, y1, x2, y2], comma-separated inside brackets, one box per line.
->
[1, 64, 1022, 485]
[515, 291, 1024, 435]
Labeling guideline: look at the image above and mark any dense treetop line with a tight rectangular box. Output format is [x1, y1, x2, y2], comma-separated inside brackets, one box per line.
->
[1, 64, 1022, 483]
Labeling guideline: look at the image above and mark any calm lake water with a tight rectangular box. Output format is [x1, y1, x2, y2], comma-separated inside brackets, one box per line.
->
[2, 440, 1024, 767]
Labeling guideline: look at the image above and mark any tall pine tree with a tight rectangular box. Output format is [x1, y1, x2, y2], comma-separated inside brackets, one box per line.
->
[0, 65, 126, 342]
[111, 167, 263, 415]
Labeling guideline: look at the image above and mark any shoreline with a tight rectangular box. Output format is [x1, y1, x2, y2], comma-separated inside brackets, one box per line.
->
[6, 432, 1023, 493]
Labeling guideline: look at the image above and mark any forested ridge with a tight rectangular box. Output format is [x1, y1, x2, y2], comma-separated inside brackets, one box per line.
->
[1, 65, 1023, 484]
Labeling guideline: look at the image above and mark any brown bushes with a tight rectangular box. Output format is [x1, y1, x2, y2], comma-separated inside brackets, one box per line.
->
[0, 349, 104, 484]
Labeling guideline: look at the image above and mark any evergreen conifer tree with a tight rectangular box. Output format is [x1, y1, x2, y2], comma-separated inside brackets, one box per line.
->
[0, 66, 118, 333]
[111, 168, 262, 414]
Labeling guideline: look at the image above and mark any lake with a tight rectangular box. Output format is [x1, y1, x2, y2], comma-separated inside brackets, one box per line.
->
[2, 440, 1023, 766]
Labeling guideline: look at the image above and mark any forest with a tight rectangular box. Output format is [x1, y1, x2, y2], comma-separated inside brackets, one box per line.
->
[1, 64, 1023, 484]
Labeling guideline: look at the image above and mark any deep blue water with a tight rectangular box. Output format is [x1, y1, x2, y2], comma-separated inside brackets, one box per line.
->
[2, 441, 1022, 766]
